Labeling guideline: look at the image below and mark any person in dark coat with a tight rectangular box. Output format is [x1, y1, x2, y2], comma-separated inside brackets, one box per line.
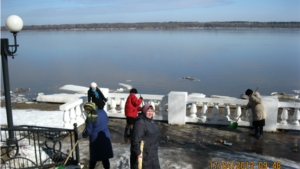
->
[245, 89, 267, 139]
[124, 88, 143, 142]
[82, 108, 114, 169]
[130, 104, 160, 169]
[87, 82, 107, 109]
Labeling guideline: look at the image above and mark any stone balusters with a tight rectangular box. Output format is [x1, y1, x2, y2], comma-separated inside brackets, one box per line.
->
[234, 104, 242, 122]
[280, 108, 289, 125]
[292, 108, 300, 125]
[119, 98, 125, 114]
[211, 103, 219, 121]
[75, 104, 84, 124]
[190, 103, 197, 118]
[223, 103, 230, 121]
[63, 110, 71, 128]
[60, 99, 85, 129]
[200, 102, 208, 121]
[159, 95, 168, 117]
[109, 98, 117, 113]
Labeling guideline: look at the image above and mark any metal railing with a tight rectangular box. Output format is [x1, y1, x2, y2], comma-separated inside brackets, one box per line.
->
[1, 123, 80, 169]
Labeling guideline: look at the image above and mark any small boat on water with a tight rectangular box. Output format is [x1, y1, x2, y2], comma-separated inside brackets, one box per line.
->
[270, 92, 299, 100]
[182, 76, 200, 81]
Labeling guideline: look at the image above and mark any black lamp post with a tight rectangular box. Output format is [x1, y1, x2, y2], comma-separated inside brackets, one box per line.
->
[1, 15, 23, 140]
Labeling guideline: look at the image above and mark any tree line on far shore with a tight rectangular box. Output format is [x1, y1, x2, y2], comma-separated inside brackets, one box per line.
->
[2, 21, 300, 31]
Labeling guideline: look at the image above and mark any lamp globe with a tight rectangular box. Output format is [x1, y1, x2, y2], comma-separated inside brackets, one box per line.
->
[5, 15, 23, 33]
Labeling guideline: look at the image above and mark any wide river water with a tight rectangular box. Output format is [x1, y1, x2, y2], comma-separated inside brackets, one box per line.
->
[1, 28, 299, 99]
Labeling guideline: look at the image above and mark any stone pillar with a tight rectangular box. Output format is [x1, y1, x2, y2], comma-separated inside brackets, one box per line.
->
[262, 96, 279, 131]
[168, 91, 188, 125]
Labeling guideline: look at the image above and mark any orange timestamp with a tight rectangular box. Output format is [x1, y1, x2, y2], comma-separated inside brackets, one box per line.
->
[209, 161, 281, 169]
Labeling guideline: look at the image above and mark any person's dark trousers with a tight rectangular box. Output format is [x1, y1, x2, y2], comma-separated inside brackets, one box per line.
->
[124, 117, 135, 142]
[250, 126, 259, 137]
[255, 127, 259, 136]
[258, 126, 263, 139]
[89, 159, 110, 169]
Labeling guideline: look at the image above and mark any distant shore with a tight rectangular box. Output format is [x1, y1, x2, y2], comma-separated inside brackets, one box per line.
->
[1, 21, 300, 31]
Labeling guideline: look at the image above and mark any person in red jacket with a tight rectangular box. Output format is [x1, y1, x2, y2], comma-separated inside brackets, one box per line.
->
[124, 88, 143, 142]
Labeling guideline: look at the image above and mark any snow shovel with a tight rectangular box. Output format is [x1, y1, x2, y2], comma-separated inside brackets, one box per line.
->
[138, 140, 145, 169]
[57, 140, 81, 169]
[228, 116, 241, 129]
[228, 86, 259, 129]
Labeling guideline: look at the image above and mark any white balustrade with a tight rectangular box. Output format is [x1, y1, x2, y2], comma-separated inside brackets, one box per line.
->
[190, 103, 197, 118]
[63, 110, 71, 128]
[280, 108, 289, 125]
[60, 98, 85, 128]
[119, 98, 125, 114]
[223, 103, 230, 121]
[200, 102, 208, 121]
[58, 91, 300, 131]
[235, 104, 242, 122]
[211, 103, 219, 121]
[109, 98, 117, 113]
[75, 104, 84, 124]
[69, 108, 76, 127]
[292, 108, 300, 125]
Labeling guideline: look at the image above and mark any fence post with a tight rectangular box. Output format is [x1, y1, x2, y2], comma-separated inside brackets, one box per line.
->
[168, 91, 188, 125]
[74, 123, 80, 164]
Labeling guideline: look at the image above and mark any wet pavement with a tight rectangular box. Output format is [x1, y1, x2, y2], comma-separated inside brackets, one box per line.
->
[77, 118, 300, 169]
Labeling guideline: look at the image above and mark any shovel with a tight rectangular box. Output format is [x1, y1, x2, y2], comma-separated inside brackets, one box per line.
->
[57, 140, 81, 169]
[228, 116, 241, 129]
[228, 86, 260, 129]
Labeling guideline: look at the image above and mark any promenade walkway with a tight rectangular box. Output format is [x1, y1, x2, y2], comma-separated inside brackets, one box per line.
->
[1, 104, 300, 169]
[77, 118, 300, 169]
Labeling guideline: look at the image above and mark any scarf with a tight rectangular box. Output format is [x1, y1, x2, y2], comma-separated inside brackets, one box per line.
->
[92, 88, 99, 99]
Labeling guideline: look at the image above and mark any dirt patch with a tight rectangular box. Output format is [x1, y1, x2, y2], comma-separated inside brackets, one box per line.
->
[1, 102, 62, 111]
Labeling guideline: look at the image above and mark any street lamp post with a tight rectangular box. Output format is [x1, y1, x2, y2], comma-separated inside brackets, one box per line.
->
[1, 15, 23, 140]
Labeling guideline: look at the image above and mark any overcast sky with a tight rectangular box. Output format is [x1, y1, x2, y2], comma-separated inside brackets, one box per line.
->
[1, 0, 300, 26]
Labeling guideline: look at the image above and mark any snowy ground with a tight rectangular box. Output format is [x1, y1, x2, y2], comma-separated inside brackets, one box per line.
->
[1, 108, 300, 169]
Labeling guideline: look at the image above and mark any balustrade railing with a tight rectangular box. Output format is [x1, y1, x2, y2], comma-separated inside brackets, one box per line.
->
[106, 93, 167, 120]
[60, 98, 86, 128]
[59, 91, 300, 131]
[1, 124, 80, 169]
[277, 101, 300, 130]
[187, 95, 250, 125]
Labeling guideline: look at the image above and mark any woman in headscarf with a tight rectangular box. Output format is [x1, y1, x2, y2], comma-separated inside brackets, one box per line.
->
[245, 88, 266, 139]
[130, 104, 160, 169]
[87, 82, 107, 109]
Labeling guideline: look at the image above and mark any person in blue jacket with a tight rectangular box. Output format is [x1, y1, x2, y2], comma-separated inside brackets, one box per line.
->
[82, 108, 114, 169]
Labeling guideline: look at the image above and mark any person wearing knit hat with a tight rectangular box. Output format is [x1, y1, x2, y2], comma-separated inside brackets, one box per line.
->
[87, 82, 107, 110]
[124, 88, 143, 142]
[245, 88, 266, 139]
[130, 104, 160, 169]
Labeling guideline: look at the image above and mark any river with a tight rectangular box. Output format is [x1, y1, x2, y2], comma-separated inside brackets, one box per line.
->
[1, 28, 299, 99]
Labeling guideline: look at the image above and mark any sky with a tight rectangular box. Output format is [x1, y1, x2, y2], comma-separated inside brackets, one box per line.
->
[1, 0, 300, 26]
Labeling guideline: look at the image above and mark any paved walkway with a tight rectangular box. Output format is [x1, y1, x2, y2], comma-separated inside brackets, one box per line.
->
[77, 118, 300, 169]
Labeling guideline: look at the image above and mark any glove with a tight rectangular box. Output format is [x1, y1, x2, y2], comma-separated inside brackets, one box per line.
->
[140, 97, 143, 100]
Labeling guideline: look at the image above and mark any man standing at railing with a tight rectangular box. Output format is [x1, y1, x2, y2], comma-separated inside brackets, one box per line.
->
[245, 88, 266, 139]
[124, 88, 143, 142]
